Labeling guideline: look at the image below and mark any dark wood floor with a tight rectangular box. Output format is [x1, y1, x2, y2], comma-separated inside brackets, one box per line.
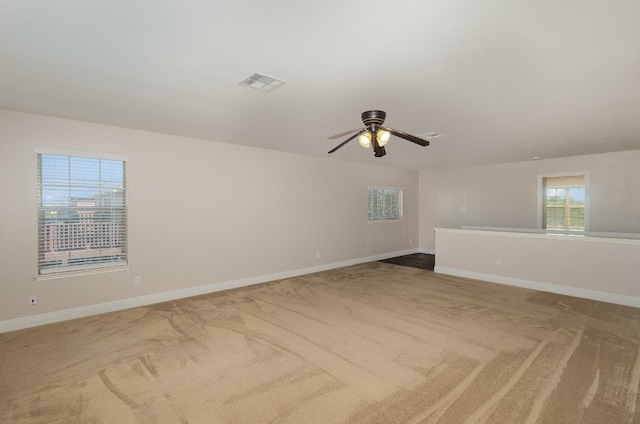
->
[379, 253, 435, 271]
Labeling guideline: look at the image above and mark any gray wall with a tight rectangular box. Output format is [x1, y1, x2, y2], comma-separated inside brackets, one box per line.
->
[419, 150, 640, 249]
[0, 110, 419, 324]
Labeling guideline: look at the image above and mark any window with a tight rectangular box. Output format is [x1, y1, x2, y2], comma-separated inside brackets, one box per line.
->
[541, 174, 586, 231]
[37, 153, 127, 275]
[368, 187, 403, 221]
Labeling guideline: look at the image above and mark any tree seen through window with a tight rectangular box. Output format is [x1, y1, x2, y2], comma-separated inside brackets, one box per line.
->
[543, 175, 585, 230]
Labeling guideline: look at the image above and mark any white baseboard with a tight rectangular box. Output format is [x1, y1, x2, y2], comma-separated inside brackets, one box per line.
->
[0, 249, 420, 333]
[434, 266, 640, 309]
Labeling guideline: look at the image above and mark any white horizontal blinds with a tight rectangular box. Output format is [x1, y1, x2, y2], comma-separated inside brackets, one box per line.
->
[544, 175, 585, 188]
[368, 187, 403, 220]
[38, 154, 127, 274]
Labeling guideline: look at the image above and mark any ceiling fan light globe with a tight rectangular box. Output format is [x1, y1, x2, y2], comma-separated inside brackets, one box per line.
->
[376, 130, 391, 146]
[358, 132, 372, 148]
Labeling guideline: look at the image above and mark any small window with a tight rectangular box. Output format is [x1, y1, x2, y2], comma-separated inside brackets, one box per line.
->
[37, 153, 127, 275]
[368, 187, 403, 221]
[542, 174, 586, 231]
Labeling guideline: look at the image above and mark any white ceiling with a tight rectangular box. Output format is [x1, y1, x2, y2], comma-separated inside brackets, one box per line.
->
[2, 0, 639, 170]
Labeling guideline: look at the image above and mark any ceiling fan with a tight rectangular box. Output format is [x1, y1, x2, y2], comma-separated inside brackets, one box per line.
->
[327, 110, 429, 157]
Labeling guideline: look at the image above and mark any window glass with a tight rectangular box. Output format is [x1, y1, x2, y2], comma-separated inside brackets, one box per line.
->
[542, 175, 585, 231]
[368, 187, 403, 221]
[38, 153, 127, 274]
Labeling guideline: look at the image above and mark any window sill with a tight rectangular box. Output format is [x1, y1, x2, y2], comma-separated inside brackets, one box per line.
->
[368, 218, 404, 224]
[34, 265, 130, 281]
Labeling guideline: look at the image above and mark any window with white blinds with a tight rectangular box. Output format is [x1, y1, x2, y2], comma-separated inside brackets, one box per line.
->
[368, 187, 403, 221]
[37, 153, 127, 275]
[542, 174, 587, 231]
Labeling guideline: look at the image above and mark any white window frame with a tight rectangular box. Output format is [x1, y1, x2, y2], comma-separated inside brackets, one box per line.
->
[35, 148, 129, 280]
[368, 186, 403, 222]
[537, 172, 590, 231]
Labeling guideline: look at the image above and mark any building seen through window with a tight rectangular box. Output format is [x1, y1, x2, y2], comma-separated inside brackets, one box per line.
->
[38, 153, 127, 274]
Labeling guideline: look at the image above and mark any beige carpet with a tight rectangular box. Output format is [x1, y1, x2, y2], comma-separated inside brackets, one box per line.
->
[2, 263, 640, 423]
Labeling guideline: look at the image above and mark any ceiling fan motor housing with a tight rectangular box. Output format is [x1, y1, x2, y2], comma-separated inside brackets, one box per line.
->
[361, 110, 387, 156]
[361, 110, 386, 127]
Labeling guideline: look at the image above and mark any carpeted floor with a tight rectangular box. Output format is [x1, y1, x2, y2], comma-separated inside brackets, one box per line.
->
[2, 263, 640, 423]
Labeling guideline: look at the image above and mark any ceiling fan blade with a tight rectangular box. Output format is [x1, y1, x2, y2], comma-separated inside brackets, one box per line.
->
[383, 126, 430, 146]
[328, 131, 363, 154]
[327, 128, 364, 140]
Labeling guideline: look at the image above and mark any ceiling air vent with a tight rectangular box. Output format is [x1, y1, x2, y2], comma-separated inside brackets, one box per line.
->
[238, 72, 286, 92]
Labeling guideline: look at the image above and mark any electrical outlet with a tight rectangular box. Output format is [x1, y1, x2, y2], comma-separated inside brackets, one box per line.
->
[316, 251, 321, 259]
[496, 259, 502, 267]
[28, 294, 38, 305]
[134, 276, 142, 286]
